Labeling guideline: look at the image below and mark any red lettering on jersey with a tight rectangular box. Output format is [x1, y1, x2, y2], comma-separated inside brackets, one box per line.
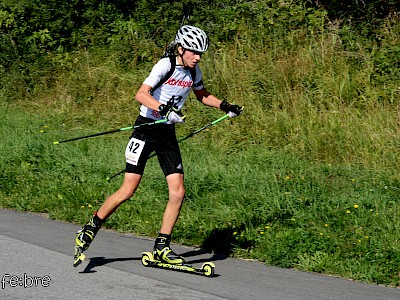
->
[165, 78, 193, 88]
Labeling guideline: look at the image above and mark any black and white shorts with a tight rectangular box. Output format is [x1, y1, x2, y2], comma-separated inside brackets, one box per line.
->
[125, 115, 184, 176]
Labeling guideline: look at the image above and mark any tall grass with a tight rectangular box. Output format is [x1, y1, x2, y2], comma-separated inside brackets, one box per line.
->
[202, 25, 400, 170]
[1, 21, 399, 286]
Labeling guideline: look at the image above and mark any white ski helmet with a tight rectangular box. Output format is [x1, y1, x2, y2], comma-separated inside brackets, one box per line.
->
[175, 25, 209, 53]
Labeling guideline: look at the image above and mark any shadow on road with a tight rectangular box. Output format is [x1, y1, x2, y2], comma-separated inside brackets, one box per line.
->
[178, 225, 254, 265]
[80, 250, 227, 274]
[200, 225, 253, 256]
[79, 225, 251, 273]
[180, 248, 228, 264]
[80, 256, 141, 273]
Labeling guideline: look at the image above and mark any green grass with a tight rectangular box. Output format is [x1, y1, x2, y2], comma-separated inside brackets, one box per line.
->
[1, 102, 399, 286]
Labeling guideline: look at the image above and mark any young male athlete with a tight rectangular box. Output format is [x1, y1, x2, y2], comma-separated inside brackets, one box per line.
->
[75, 25, 242, 266]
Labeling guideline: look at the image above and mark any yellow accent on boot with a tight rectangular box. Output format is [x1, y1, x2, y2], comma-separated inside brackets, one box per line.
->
[75, 229, 95, 250]
[154, 247, 185, 265]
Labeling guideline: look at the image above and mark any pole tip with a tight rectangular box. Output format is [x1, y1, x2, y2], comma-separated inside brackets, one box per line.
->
[53, 141, 59, 145]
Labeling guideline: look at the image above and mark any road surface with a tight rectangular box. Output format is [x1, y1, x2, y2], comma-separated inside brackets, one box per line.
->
[0, 209, 398, 299]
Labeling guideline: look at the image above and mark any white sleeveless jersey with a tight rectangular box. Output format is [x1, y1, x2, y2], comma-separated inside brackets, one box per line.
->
[140, 57, 204, 121]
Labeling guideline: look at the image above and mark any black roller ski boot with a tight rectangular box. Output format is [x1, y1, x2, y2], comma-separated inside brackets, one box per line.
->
[153, 233, 185, 265]
[74, 212, 103, 267]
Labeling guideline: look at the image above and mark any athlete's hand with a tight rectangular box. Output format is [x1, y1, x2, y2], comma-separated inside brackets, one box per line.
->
[166, 110, 185, 124]
[227, 104, 243, 118]
[158, 104, 185, 124]
[219, 100, 243, 118]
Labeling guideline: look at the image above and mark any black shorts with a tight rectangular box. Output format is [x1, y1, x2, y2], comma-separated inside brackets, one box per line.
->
[125, 115, 184, 176]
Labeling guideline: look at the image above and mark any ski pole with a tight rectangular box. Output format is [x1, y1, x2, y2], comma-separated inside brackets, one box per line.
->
[106, 113, 231, 181]
[180, 2, 191, 27]
[163, 2, 192, 57]
[53, 119, 168, 145]
[177, 113, 229, 143]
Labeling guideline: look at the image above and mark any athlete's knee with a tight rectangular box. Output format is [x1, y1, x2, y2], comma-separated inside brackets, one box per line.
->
[166, 173, 185, 204]
[169, 185, 185, 204]
[116, 187, 135, 203]
[116, 173, 141, 203]
[176, 186, 186, 200]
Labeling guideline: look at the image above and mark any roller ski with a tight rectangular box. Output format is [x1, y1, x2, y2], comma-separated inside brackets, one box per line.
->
[141, 251, 215, 277]
[74, 212, 103, 267]
[141, 234, 215, 277]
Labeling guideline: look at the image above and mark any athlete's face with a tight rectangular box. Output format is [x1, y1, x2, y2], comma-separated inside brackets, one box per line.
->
[178, 47, 202, 68]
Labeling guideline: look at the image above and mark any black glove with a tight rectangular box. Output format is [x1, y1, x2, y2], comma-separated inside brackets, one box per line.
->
[158, 104, 185, 124]
[220, 100, 243, 118]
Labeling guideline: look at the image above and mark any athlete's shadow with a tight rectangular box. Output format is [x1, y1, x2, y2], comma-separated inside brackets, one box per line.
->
[80, 225, 250, 273]
[80, 256, 141, 273]
[181, 225, 253, 265]
[180, 249, 228, 265]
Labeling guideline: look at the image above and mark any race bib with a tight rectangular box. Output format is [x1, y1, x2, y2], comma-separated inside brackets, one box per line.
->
[125, 138, 145, 166]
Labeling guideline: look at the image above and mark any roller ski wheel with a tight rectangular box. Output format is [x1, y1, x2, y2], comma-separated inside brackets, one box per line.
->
[201, 262, 215, 277]
[141, 252, 215, 277]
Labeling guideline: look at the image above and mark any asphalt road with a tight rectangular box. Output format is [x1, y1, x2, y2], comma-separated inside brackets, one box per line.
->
[0, 208, 399, 299]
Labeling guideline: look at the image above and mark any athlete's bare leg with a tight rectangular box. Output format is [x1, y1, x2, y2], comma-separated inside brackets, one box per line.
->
[97, 172, 142, 220]
[160, 173, 185, 234]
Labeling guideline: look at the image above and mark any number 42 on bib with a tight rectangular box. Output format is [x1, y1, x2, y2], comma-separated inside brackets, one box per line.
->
[125, 138, 145, 166]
